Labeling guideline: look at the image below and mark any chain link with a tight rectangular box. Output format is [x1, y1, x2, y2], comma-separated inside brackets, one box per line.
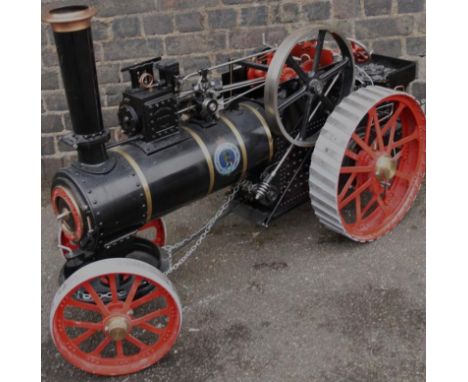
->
[163, 181, 245, 275]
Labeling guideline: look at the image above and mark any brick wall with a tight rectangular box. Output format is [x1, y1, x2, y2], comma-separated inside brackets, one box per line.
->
[41, 0, 425, 183]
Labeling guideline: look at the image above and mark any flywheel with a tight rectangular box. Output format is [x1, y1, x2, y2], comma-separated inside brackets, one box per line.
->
[309, 86, 426, 242]
[264, 26, 355, 147]
[50, 258, 182, 375]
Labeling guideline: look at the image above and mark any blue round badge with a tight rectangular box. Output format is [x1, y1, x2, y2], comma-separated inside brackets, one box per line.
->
[214, 142, 241, 176]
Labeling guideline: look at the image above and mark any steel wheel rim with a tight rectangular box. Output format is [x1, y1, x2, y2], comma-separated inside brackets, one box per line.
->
[309, 86, 426, 242]
[339, 94, 425, 239]
[50, 258, 182, 376]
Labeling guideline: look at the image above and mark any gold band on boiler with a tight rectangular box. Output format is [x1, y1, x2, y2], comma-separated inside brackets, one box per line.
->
[220, 116, 248, 178]
[239, 103, 274, 161]
[182, 127, 215, 194]
[112, 147, 153, 222]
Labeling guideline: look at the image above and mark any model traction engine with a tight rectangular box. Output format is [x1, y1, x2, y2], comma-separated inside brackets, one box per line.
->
[43, 5, 426, 376]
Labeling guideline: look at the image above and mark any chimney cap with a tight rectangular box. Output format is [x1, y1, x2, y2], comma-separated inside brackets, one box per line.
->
[43, 5, 96, 33]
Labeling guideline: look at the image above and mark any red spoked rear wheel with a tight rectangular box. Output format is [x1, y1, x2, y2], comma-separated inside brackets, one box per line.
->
[310, 86, 425, 241]
[50, 258, 182, 376]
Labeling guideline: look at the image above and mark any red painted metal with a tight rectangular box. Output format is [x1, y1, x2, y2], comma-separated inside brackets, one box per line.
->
[247, 40, 334, 82]
[59, 218, 166, 257]
[349, 39, 370, 64]
[51, 186, 84, 242]
[337, 94, 426, 241]
[51, 272, 181, 375]
[136, 218, 167, 247]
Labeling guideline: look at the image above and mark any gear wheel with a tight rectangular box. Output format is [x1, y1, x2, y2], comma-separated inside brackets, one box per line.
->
[309, 86, 425, 242]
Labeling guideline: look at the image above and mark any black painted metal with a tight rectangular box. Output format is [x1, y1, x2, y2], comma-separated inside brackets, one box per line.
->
[52, 102, 272, 250]
[51, 20, 108, 164]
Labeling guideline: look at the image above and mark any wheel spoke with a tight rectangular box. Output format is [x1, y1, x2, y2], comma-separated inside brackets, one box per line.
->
[130, 288, 163, 310]
[63, 319, 103, 330]
[317, 94, 334, 111]
[286, 55, 309, 84]
[386, 122, 398, 153]
[376, 196, 389, 214]
[132, 307, 170, 326]
[312, 30, 326, 73]
[318, 58, 349, 81]
[370, 108, 385, 151]
[340, 165, 373, 174]
[361, 194, 378, 217]
[115, 340, 124, 357]
[126, 334, 150, 351]
[351, 133, 375, 158]
[339, 178, 372, 209]
[123, 276, 142, 311]
[345, 149, 359, 160]
[392, 149, 404, 161]
[391, 131, 419, 149]
[278, 86, 307, 110]
[382, 103, 405, 136]
[108, 274, 118, 303]
[64, 297, 102, 313]
[71, 328, 98, 346]
[83, 282, 110, 315]
[355, 194, 362, 223]
[89, 336, 112, 356]
[137, 321, 165, 336]
[300, 94, 314, 139]
[338, 173, 356, 202]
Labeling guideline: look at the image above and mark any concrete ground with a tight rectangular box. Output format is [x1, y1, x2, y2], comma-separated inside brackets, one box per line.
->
[41, 186, 425, 382]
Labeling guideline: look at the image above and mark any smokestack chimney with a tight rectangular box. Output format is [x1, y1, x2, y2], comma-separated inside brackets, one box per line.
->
[43, 5, 109, 165]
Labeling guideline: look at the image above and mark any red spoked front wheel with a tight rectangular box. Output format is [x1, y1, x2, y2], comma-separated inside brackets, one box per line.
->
[310, 86, 425, 241]
[50, 258, 182, 376]
[58, 218, 167, 257]
[136, 218, 167, 247]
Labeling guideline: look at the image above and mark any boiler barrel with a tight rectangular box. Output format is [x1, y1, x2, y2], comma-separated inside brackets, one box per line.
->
[52, 102, 273, 248]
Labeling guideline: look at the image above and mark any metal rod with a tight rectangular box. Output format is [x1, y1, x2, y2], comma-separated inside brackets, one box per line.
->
[237, 60, 269, 72]
[220, 77, 266, 93]
[223, 82, 265, 107]
[308, 73, 340, 122]
[181, 47, 277, 81]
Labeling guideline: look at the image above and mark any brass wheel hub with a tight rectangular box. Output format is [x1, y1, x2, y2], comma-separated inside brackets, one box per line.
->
[375, 154, 397, 182]
[105, 315, 130, 341]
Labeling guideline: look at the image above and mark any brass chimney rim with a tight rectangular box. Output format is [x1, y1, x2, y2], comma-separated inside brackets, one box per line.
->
[43, 5, 96, 33]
